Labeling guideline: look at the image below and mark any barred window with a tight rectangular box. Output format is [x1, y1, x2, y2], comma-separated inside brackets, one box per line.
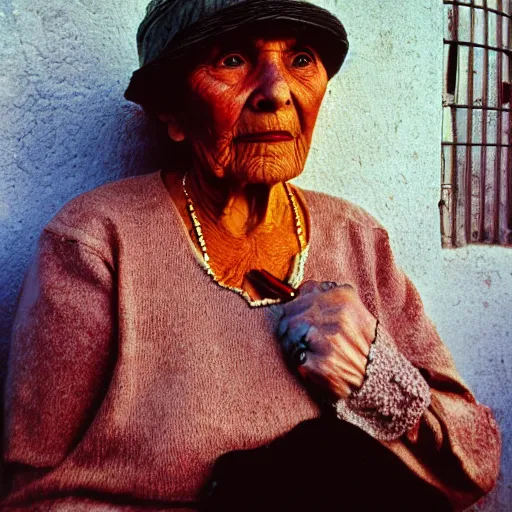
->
[441, 0, 511, 247]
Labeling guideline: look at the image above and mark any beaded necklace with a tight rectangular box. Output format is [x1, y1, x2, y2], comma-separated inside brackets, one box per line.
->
[182, 173, 308, 307]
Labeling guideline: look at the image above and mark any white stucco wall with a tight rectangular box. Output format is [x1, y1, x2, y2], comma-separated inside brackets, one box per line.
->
[1, 0, 510, 509]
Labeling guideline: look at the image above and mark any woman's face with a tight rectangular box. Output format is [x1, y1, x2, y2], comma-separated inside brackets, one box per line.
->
[163, 32, 328, 186]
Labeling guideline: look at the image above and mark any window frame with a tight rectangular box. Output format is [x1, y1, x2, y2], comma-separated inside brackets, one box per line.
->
[441, 0, 512, 247]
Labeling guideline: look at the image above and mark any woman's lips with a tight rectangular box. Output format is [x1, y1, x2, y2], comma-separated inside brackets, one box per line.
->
[235, 131, 294, 143]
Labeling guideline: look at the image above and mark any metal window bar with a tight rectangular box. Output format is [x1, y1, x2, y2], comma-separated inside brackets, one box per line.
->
[508, 2, 512, 231]
[441, 0, 512, 247]
[444, 104, 512, 111]
[495, 0, 502, 242]
[444, 1, 511, 20]
[442, 39, 512, 56]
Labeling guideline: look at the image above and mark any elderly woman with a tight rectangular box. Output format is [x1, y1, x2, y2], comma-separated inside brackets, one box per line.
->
[2, 0, 501, 511]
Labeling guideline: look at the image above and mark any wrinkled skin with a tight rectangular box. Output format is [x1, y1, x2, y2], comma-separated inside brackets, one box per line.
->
[163, 36, 327, 186]
[275, 281, 378, 399]
[160, 34, 375, 399]
[160, 35, 328, 286]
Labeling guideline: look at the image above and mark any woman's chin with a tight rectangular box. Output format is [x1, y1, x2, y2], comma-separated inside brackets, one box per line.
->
[229, 162, 304, 186]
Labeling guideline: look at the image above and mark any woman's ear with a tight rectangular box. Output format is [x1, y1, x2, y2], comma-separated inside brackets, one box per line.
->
[157, 112, 186, 142]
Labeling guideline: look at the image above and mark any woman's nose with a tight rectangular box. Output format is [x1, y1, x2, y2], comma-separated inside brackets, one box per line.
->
[249, 63, 292, 113]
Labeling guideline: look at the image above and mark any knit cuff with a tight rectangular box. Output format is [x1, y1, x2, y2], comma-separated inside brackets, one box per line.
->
[334, 325, 431, 441]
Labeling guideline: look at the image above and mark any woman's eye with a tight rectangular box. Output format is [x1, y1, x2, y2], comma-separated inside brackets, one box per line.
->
[221, 55, 245, 68]
[293, 53, 313, 68]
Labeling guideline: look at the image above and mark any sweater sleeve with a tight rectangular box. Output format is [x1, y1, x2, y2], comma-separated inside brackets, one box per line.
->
[355, 228, 501, 511]
[3, 228, 116, 476]
[334, 324, 431, 441]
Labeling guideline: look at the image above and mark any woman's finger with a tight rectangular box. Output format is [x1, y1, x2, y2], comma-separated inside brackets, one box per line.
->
[277, 316, 289, 338]
[320, 281, 339, 292]
[284, 321, 311, 344]
[298, 280, 324, 296]
[270, 304, 285, 320]
[279, 322, 311, 364]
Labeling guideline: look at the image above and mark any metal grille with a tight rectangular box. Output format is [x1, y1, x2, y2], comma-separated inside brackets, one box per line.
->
[441, 0, 512, 247]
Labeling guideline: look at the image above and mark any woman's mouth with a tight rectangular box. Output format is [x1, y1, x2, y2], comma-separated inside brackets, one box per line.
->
[234, 131, 294, 143]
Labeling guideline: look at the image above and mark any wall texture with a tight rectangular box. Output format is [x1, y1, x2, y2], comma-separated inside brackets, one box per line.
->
[1, 0, 510, 509]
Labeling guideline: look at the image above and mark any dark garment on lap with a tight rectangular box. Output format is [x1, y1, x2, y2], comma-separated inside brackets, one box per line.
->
[200, 416, 453, 512]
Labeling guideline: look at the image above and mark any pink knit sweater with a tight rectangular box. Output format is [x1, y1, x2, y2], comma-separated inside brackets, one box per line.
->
[2, 170, 501, 510]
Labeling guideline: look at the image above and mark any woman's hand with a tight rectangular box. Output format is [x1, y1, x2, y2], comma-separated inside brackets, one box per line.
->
[275, 281, 377, 399]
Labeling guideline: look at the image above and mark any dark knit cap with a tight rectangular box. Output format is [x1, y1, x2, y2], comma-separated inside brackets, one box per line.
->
[124, 0, 349, 106]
